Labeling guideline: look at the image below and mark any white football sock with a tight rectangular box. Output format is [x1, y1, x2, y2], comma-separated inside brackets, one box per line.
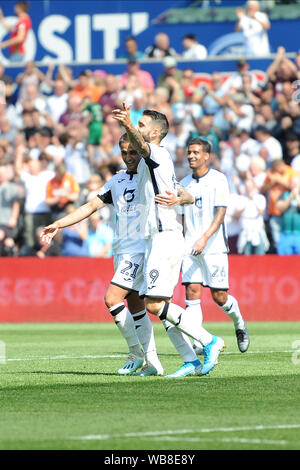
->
[162, 320, 197, 362]
[185, 299, 203, 350]
[185, 298, 203, 325]
[132, 310, 160, 364]
[158, 302, 213, 346]
[109, 303, 143, 356]
[220, 295, 245, 331]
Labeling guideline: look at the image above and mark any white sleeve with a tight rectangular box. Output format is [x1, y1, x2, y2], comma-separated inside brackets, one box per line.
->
[214, 175, 230, 207]
[148, 143, 171, 165]
[97, 178, 113, 204]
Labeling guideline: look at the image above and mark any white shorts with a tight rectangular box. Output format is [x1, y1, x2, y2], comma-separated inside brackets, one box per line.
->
[181, 253, 229, 290]
[112, 253, 144, 292]
[139, 231, 185, 299]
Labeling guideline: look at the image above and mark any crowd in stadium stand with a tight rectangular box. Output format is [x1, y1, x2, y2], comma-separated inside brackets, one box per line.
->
[0, 35, 300, 258]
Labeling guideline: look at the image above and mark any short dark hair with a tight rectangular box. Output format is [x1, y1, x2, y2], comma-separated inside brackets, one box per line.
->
[183, 33, 197, 41]
[15, 1, 29, 12]
[188, 137, 211, 154]
[142, 110, 169, 141]
[125, 36, 137, 43]
[119, 133, 129, 146]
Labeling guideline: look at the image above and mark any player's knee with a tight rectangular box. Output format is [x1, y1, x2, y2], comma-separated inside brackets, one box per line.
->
[0, 230, 5, 241]
[211, 289, 227, 306]
[144, 298, 162, 316]
[104, 292, 117, 310]
[185, 283, 201, 300]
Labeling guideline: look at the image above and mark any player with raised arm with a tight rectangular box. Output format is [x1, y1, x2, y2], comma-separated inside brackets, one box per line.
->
[156, 138, 250, 358]
[41, 135, 163, 376]
[112, 104, 225, 377]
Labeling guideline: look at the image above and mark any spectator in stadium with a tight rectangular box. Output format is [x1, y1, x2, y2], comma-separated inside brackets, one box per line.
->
[58, 95, 83, 130]
[99, 74, 118, 122]
[145, 32, 176, 59]
[122, 36, 144, 62]
[119, 59, 155, 96]
[284, 132, 300, 167]
[261, 159, 299, 251]
[239, 128, 260, 157]
[190, 115, 219, 156]
[59, 204, 89, 257]
[0, 163, 20, 256]
[181, 33, 207, 60]
[46, 79, 68, 123]
[46, 162, 80, 222]
[235, 1, 270, 56]
[0, 115, 18, 149]
[254, 125, 283, 166]
[64, 122, 91, 187]
[221, 60, 259, 95]
[162, 117, 189, 159]
[225, 93, 255, 133]
[16, 83, 47, 114]
[158, 56, 183, 104]
[254, 103, 277, 133]
[14, 148, 54, 249]
[70, 71, 102, 103]
[84, 211, 113, 258]
[0, 2, 32, 62]
[267, 47, 298, 91]
[236, 179, 269, 255]
[275, 175, 300, 255]
[172, 85, 203, 135]
[16, 61, 47, 101]
[248, 155, 267, 191]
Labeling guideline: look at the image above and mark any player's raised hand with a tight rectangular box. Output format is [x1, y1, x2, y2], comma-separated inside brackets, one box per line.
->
[155, 190, 179, 207]
[112, 102, 131, 127]
[40, 224, 59, 245]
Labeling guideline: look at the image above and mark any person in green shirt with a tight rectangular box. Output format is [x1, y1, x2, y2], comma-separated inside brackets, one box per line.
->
[275, 175, 300, 255]
[82, 96, 103, 161]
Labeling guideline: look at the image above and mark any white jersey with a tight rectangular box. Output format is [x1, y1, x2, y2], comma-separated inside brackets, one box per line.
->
[137, 143, 182, 238]
[97, 171, 145, 255]
[180, 169, 230, 255]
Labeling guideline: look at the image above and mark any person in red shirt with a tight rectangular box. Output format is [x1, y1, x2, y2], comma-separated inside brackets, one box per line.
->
[0, 2, 32, 63]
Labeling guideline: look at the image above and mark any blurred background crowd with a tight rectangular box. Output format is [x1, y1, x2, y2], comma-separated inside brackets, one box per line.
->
[1, 2, 300, 259]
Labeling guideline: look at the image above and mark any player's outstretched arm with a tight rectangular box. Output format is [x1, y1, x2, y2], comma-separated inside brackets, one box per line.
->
[112, 102, 150, 158]
[40, 196, 104, 245]
[155, 186, 194, 207]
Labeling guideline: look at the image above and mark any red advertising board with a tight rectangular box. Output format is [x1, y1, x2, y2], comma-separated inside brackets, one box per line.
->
[0, 256, 299, 322]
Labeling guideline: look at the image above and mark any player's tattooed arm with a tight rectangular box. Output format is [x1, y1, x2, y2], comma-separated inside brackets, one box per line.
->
[112, 102, 150, 158]
[192, 206, 226, 255]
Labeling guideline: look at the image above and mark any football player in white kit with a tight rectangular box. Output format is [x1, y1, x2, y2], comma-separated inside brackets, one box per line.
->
[157, 137, 250, 354]
[112, 104, 225, 376]
[40, 135, 163, 377]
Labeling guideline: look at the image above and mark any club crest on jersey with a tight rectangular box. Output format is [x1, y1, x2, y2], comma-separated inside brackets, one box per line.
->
[195, 197, 202, 209]
[123, 188, 135, 203]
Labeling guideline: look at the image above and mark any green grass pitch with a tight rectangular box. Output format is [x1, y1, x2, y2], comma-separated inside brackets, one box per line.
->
[0, 321, 300, 450]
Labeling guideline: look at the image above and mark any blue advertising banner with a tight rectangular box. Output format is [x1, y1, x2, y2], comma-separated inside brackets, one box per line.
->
[0, 0, 299, 67]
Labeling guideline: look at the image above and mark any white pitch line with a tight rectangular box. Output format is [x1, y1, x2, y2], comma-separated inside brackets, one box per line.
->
[144, 436, 288, 446]
[5, 354, 125, 362]
[72, 423, 300, 441]
[3, 350, 295, 362]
